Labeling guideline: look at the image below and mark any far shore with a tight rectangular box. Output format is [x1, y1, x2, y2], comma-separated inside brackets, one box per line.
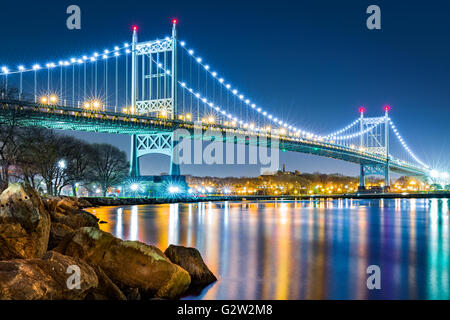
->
[81, 192, 450, 207]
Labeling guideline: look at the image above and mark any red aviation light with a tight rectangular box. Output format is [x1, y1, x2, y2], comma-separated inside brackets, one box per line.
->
[359, 107, 366, 113]
[384, 105, 391, 112]
[132, 25, 138, 31]
[172, 19, 178, 25]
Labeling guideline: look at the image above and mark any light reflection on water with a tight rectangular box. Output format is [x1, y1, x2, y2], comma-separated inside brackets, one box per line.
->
[86, 198, 450, 300]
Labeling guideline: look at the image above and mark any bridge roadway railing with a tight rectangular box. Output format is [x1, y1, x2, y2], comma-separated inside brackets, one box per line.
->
[0, 99, 427, 176]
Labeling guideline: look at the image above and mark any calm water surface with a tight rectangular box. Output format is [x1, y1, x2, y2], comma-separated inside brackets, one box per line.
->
[87, 198, 450, 300]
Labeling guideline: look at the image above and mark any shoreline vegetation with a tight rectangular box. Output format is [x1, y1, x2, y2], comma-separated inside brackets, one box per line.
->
[82, 192, 450, 207]
[0, 183, 216, 300]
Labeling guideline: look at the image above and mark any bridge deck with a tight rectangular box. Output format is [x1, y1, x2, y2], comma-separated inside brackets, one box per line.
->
[0, 100, 426, 176]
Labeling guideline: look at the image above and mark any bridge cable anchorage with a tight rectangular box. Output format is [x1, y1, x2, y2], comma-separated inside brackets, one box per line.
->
[388, 119, 428, 169]
[178, 41, 319, 139]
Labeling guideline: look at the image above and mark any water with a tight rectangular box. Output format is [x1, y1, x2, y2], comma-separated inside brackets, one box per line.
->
[86, 198, 450, 300]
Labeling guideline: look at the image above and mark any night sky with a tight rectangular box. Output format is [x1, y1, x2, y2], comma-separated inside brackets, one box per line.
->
[1, 0, 449, 177]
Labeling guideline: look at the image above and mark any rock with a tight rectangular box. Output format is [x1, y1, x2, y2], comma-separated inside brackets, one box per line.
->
[56, 198, 79, 213]
[0, 251, 98, 300]
[54, 209, 99, 230]
[55, 227, 191, 299]
[122, 288, 141, 300]
[43, 195, 99, 230]
[0, 183, 51, 260]
[164, 245, 217, 292]
[76, 198, 92, 208]
[48, 223, 74, 250]
[44, 196, 93, 215]
[42, 197, 60, 214]
[85, 265, 126, 300]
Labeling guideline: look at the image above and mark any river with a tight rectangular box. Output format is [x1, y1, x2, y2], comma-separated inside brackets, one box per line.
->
[86, 198, 450, 300]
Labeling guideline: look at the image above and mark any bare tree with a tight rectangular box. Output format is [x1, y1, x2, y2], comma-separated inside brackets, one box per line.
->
[15, 129, 69, 196]
[0, 105, 20, 192]
[0, 86, 19, 101]
[61, 137, 95, 196]
[90, 143, 128, 197]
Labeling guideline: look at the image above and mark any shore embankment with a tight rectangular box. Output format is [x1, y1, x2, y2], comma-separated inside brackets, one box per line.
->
[81, 192, 450, 207]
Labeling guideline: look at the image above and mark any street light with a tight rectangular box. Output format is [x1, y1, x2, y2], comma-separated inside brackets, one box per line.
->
[49, 94, 58, 104]
[17, 65, 25, 100]
[1, 67, 9, 95]
[430, 170, 439, 179]
[33, 64, 41, 103]
[92, 100, 101, 109]
[168, 186, 180, 194]
[83, 99, 102, 110]
[58, 160, 66, 169]
[40, 94, 58, 105]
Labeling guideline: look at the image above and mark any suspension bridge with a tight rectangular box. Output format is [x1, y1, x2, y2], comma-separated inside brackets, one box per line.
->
[0, 20, 436, 191]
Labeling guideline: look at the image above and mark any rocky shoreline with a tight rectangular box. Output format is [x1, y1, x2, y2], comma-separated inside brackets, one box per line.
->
[0, 183, 216, 300]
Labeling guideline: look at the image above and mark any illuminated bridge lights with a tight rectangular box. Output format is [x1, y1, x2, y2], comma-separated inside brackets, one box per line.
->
[0, 100, 428, 175]
[83, 99, 103, 110]
[39, 94, 59, 105]
[0, 24, 431, 176]
[179, 42, 323, 138]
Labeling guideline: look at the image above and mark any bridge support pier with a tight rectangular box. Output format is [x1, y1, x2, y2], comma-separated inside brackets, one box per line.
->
[384, 161, 390, 192]
[358, 164, 387, 192]
[169, 131, 180, 176]
[359, 164, 366, 191]
[129, 134, 141, 178]
[129, 132, 180, 178]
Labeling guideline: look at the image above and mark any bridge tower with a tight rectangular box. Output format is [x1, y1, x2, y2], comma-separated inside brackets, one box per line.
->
[358, 107, 390, 191]
[129, 21, 180, 178]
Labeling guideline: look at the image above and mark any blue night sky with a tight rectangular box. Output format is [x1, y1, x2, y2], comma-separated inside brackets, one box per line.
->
[1, 0, 449, 177]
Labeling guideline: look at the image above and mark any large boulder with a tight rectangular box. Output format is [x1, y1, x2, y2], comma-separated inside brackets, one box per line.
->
[43, 197, 92, 214]
[55, 197, 80, 212]
[53, 210, 99, 230]
[43, 196, 99, 230]
[75, 198, 93, 209]
[85, 265, 126, 300]
[164, 245, 217, 292]
[0, 184, 51, 260]
[0, 251, 98, 300]
[42, 197, 60, 214]
[55, 227, 191, 299]
[48, 223, 74, 250]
